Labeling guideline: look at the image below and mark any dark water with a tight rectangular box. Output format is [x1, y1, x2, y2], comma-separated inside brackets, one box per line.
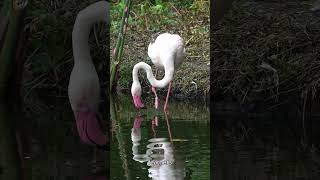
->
[5, 95, 320, 179]
[30, 101, 108, 179]
[110, 97, 210, 179]
[0, 96, 210, 179]
[213, 109, 320, 180]
[0, 99, 108, 179]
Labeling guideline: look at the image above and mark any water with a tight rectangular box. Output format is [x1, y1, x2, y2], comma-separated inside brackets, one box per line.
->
[110, 96, 210, 179]
[3, 94, 320, 179]
[0, 98, 108, 179]
[30, 100, 108, 179]
[213, 109, 320, 180]
[0, 95, 210, 179]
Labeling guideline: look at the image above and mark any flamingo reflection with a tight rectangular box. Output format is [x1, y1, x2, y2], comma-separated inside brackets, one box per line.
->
[131, 113, 186, 179]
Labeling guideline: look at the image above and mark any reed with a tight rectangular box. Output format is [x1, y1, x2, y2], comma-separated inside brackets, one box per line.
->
[110, 0, 132, 92]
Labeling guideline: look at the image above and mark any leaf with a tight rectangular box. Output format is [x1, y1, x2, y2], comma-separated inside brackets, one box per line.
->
[152, 4, 164, 13]
[140, 4, 145, 14]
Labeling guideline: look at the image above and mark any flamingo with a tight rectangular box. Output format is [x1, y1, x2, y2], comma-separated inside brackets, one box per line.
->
[130, 115, 186, 179]
[131, 33, 186, 111]
[68, 1, 109, 150]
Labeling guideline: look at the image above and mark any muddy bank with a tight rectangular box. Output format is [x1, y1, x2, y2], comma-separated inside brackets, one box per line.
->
[212, 0, 320, 105]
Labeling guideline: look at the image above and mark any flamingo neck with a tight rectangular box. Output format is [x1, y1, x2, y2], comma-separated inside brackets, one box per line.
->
[72, 1, 110, 66]
[132, 62, 174, 89]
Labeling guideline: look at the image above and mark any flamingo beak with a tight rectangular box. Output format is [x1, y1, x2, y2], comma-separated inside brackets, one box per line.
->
[132, 95, 144, 109]
[133, 116, 144, 129]
[74, 108, 107, 148]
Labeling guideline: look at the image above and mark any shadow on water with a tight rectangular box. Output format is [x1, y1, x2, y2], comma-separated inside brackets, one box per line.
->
[213, 102, 320, 180]
[110, 95, 210, 179]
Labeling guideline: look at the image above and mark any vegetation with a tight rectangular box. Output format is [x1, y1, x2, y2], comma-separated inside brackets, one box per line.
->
[111, 0, 210, 99]
[212, 0, 320, 105]
[110, 0, 131, 91]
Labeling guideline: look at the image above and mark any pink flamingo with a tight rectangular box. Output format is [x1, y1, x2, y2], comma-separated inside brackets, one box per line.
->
[131, 33, 186, 111]
[68, 1, 109, 150]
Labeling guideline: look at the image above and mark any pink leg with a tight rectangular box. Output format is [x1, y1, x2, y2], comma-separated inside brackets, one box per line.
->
[151, 116, 159, 138]
[152, 69, 159, 109]
[164, 81, 172, 112]
[151, 87, 159, 109]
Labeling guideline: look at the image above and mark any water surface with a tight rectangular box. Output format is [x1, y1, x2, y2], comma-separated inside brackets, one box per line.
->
[213, 109, 320, 180]
[110, 96, 210, 179]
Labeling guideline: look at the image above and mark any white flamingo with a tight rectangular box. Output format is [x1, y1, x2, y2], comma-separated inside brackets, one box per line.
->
[68, 1, 109, 149]
[131, 33, 186, 111]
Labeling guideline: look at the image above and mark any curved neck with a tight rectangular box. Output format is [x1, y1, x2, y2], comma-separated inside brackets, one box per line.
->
[132, 62, 174, 88]
[72, 1, 110, 65]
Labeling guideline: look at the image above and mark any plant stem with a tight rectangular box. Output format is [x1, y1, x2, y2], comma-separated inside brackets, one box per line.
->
[0, 0, 28, 100]
[110, 0, 132, 93]
[0, 1, 28, 179]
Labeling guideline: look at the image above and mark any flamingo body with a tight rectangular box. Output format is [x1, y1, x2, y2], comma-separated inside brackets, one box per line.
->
[148, 33, 185, 69]
[131, 33, 186, 110]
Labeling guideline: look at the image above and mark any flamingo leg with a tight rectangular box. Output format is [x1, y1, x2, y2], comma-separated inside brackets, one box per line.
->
[164, 111, 173, 141]
[152, 68, 159, 109]
[164, 81, 172, 112]
[151, 116, 158, 138]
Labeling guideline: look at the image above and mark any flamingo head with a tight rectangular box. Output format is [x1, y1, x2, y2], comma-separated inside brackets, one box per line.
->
[131, 82, 144, 109]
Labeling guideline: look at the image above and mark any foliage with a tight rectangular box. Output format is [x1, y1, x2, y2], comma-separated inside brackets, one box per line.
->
[111, 0, 208, 33]
[110, 0, 132, 91]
